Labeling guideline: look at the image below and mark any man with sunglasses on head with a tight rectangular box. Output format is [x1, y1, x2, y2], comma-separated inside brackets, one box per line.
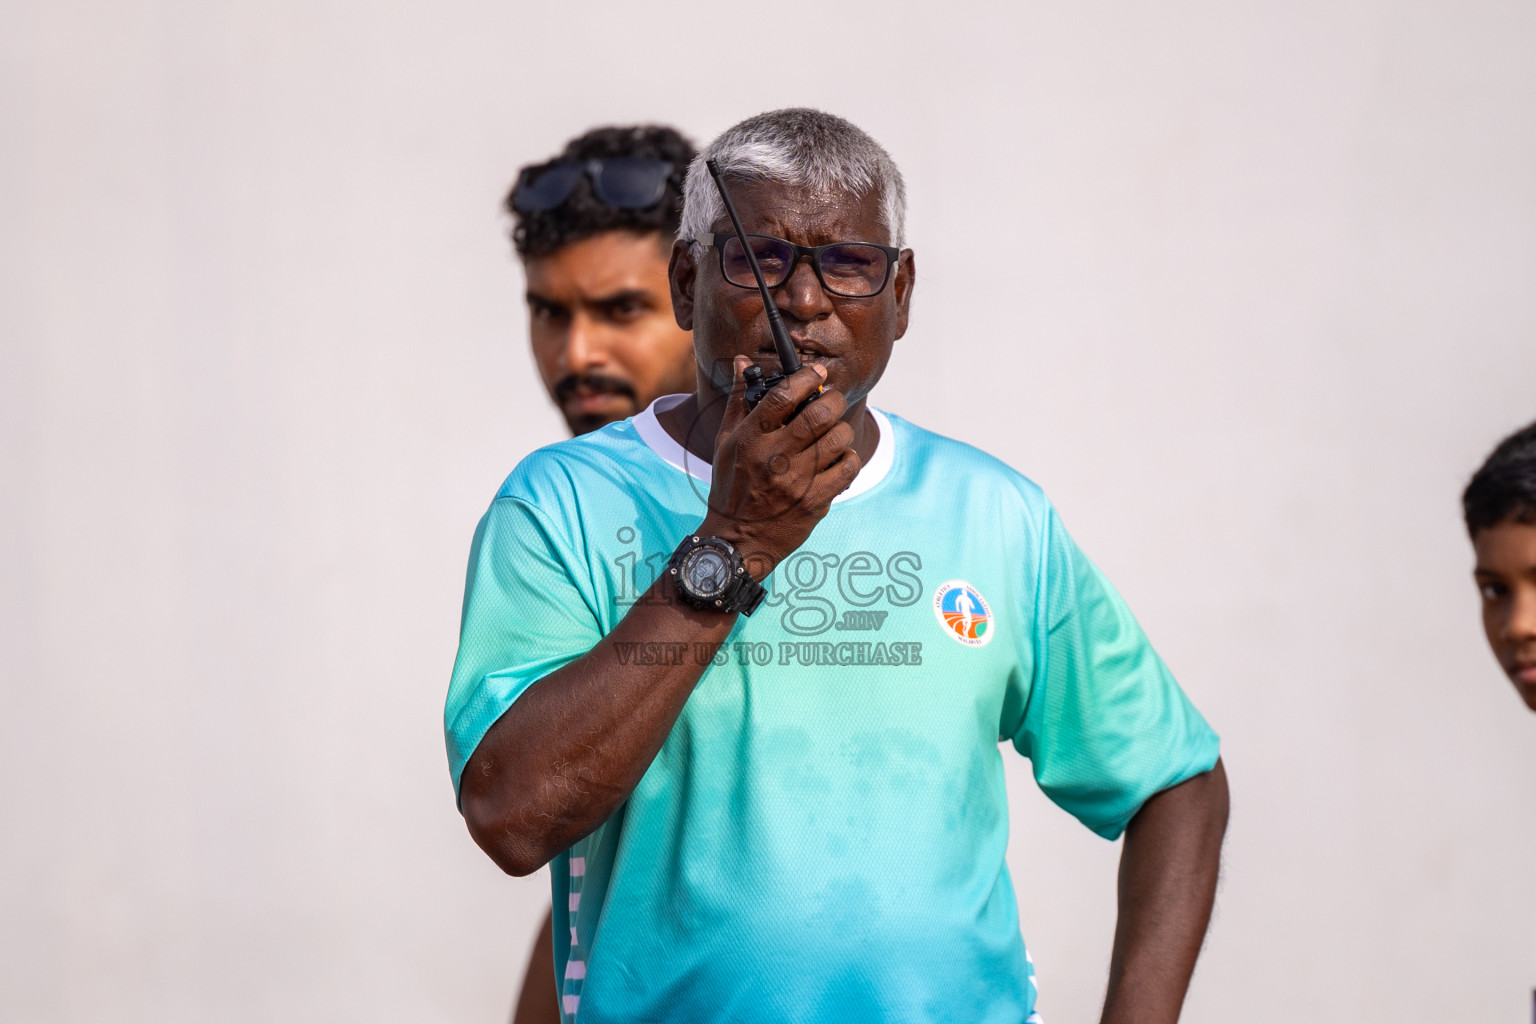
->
[509, 125, 698, 437]
[500, 124, 698, 1024]
[449, 109, 1228, 1024]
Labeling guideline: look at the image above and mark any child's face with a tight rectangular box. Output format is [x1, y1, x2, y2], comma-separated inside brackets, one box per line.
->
[1472, 519, 1536, 711]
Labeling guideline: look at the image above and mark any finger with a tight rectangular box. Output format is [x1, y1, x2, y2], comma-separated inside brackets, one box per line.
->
[812, 420, 855, 473]
[753, 363, 828, 432]
[715, 355, 753, 444]
[784, 384, 848, 449]
[805, 446, 864, 507]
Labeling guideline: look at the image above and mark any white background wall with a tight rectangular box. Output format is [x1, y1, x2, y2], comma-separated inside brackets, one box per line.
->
[3, 1, 1534, 1021]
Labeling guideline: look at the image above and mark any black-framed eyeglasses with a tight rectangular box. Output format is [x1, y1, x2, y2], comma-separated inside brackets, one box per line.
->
[695, 232, 901, 298]
[510, 157, 677, 212]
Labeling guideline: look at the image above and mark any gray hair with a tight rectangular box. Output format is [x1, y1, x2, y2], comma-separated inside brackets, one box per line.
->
[680, 108, 907, 251]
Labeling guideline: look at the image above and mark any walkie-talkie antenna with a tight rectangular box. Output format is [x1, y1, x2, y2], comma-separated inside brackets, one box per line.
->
[705, 159, 801, 375]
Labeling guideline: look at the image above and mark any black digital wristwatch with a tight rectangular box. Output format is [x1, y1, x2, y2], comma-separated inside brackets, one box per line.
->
[667, 535, 767, 616]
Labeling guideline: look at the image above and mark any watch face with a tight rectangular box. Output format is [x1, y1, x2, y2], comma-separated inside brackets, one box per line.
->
[682, 547, 732, 599]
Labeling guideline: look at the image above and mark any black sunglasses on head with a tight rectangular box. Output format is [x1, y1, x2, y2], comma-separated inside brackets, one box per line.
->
[510, 157, 677, 212]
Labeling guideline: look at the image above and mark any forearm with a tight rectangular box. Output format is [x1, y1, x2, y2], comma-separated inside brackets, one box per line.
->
[1100, 758, 1229, 1024]
[460, 571, 738, 875]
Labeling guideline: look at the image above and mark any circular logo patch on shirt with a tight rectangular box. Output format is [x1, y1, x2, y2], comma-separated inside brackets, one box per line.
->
[932, 580, 994, 647]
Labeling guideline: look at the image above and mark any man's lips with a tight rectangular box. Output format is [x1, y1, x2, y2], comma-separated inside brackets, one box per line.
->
[756, 339, 834, 365]
[1512, 662, 1536, 685]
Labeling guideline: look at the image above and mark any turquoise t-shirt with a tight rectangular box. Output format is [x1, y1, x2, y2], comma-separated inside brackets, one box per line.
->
[445, 397, 1219, 1024]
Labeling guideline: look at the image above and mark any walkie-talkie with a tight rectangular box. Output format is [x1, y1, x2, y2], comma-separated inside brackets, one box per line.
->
[704, 159, 822, 415]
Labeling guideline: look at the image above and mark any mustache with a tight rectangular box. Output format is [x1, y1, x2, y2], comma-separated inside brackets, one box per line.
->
[553, 373, 636, 402]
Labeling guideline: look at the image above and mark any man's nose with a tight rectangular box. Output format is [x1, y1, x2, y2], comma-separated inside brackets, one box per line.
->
[777, 257, 834, 323]
[560, 313, 606, 375]
[1507, 587, 1536, 643]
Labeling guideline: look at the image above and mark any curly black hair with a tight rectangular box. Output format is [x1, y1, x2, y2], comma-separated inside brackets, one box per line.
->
[506, 124, 696, 259]
[1464, 418, 1536, 537]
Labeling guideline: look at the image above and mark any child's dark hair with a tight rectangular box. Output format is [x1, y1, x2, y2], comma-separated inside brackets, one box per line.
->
[507, 125, 696, 259]
[1463, 419, 1536, 537]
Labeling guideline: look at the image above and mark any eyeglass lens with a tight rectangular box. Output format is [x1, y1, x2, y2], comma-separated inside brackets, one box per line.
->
[720, 236, 891, 297]
[591, 158, 671, 208]
[513, 162, 585, 211]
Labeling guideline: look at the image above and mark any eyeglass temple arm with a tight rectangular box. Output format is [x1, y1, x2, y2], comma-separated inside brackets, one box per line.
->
[704, 159, 800, 376]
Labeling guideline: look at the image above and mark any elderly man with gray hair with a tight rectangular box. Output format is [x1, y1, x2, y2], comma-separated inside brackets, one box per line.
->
[446, 108, 1228, 1023]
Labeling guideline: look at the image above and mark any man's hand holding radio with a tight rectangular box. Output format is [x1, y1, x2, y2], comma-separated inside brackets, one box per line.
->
[698, 356, 861, 582]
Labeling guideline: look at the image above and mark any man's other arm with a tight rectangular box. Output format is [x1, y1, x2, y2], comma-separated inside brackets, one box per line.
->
[1099, 758, 1229, 1024]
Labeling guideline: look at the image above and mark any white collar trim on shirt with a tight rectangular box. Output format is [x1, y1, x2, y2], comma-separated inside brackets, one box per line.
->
[631, 393, 895, 504]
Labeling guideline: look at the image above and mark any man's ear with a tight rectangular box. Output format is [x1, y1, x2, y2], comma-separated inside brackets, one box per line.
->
[892, 248, 916, 340]
[669, 240, 696, 331]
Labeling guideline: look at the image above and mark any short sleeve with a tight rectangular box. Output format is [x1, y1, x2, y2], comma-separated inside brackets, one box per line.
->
[1011, 507, 1220, 840]
[444, 496, 603, 803]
